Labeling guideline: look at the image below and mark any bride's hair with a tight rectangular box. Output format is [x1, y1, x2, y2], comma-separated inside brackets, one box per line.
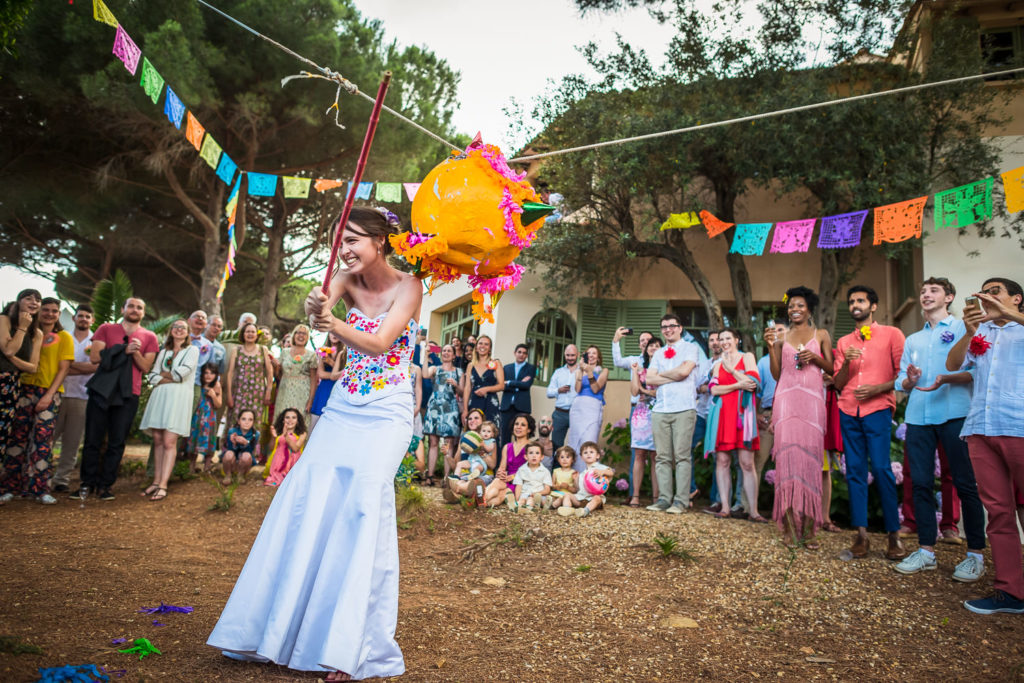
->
[331, 207, 402, 256]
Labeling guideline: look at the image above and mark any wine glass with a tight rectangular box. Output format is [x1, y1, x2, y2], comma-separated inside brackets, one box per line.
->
[78, 485, 88, 509]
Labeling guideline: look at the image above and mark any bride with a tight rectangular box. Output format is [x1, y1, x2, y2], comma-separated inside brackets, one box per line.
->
[208, 207, 422, 681]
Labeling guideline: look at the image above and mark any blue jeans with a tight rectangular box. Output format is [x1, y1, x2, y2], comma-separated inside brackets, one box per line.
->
[840, 408, 900, 531]
[906, 419, 986, 549]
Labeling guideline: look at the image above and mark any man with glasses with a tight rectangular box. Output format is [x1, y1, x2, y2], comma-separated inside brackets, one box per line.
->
[892, 277, 986, 582]
[645, 314, 700, 514]
[947, 278, 1024, 615]
[546, 345, 579, 448]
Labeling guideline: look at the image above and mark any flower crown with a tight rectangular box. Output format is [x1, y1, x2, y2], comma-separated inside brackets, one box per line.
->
[373, 207, 402, 230]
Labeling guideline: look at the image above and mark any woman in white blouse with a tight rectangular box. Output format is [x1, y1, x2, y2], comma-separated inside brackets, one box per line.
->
[140, 320, 198, 501]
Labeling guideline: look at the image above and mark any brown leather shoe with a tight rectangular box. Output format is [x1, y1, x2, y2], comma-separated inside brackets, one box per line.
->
[850, 533, 870, 558]
[886, 535, 908, 561]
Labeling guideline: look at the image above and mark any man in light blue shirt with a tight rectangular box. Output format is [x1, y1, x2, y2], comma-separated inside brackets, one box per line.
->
[204, 315, 227, 377]
[946, 277, 1024, 615]
[645, 314, 700, 514]
[891, 277, 985, 583]
[545, 344, 579, 448]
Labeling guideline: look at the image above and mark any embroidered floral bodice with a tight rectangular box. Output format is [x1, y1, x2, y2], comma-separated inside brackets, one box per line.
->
[337, 308, 417, 405]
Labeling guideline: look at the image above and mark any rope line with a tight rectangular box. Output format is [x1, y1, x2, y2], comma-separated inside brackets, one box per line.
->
[196, 0, 460, 150]
[195, 1, 1024, 164]
[508, 66, 1024, 162]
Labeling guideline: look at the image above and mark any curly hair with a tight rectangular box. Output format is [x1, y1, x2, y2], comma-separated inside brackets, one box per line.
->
[785, 286, 820, 315]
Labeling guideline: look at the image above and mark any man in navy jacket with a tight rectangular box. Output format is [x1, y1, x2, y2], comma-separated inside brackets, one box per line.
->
[500, 344, 535, 445]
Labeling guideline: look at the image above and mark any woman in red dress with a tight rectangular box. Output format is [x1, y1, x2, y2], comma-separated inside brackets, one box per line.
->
[709, 328, 766, 522]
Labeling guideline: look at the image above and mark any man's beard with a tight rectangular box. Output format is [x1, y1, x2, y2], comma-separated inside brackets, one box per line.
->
[539, 426, 551, 437]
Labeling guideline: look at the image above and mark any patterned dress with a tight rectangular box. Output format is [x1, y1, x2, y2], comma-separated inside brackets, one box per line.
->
[227, 347, 269, 434]
[188, 386, 218, 457]
[274, 348, 315, 425]
[423, 366, 462, 437]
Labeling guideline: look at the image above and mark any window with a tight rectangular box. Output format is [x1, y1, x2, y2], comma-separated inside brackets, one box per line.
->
[577, 298, 667, 381]
[981, 27, 1024, 79]
[524, 309, 576, 386]
[439, 298, 478, 348]
[670, 305, 740, 355]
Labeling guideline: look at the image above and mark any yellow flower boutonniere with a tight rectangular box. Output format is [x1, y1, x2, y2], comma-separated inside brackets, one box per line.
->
[859, 325, 872, 341]
[782, 293, 789, 304]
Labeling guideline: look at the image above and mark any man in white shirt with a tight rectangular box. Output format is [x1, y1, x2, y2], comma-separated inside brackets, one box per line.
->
[545, 345, 579, 448]
[645, 314, 700, 514]
[51, 304, 97, 493]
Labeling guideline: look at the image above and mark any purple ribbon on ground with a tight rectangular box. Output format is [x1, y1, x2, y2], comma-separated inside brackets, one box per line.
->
[110, 637, 127, 645]
[138, 602, 194, 614]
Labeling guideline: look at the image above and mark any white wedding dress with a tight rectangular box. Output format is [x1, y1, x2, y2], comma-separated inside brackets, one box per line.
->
[208, 309, 416, 679]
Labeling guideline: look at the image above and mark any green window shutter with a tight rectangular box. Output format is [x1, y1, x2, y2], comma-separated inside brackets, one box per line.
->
[618, 299, 669, 381]
[833, 303, 856, 340]
[577, 298, 667, 381]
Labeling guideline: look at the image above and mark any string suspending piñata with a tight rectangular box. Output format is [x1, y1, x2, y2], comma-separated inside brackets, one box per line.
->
[389, 135, 555, 323]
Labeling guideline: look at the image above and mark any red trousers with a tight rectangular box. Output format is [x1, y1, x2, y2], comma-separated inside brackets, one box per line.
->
[967, 435, 1024, 599]
[901, 443, 960, 532]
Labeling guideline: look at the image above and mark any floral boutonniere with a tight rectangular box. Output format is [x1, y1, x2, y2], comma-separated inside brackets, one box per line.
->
[859, 325, 872, 341]
[969, 334, 992, 356]
[663, 346, 677, 360]
[782, 293, 789, 304]
[940, 330, 955, 344]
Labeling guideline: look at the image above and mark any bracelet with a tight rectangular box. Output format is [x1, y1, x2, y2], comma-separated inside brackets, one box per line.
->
[16, 328, 26, 332]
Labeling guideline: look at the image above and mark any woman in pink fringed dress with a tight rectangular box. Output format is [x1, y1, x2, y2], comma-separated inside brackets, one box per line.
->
[768, 286, 834, 549]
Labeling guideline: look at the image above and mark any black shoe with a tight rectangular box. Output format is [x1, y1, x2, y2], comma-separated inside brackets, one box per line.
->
[69, 486, 91, 500]
[52, 484, 70, 493]
[98, 489, 115, 501]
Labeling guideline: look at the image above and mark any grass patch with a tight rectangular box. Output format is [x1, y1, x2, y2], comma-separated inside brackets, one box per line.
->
[396, 484, 426, 517]
[575, 564, 592, 573]
[651, 533, 698, 563]
[173, 461, 197, 481]
[0, 635, 43, 655]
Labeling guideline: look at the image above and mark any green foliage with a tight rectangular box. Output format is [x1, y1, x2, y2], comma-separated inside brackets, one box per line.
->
[396, 481, 426, 515]
[173, 460, 197, 481]
[495, 520, 535, 548]
[575, 564, 592, 573]
[205, 474, 239, 512]
[0, 0, 32, 57]
[599, 420, 631, 467]
[1, 0, 461, 319]
[144, 313, 184, 336]
[652, 532, 697, 562]
[89, 269, 134, 328]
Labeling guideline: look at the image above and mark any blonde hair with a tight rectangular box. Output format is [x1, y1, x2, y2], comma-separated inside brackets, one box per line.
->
[290, 324, 311, 349]
[479, 421, 498, 439]
[471, 334, 493, 365]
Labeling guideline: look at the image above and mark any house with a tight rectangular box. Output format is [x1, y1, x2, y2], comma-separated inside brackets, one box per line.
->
[415, 0, 1024, 435]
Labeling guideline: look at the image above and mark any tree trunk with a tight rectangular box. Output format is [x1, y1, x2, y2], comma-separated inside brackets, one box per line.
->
[199, 182, 227, 317]
[259, 199, 291, 332]
[664, 230, 725, 331]
[818, 250, 839, 335]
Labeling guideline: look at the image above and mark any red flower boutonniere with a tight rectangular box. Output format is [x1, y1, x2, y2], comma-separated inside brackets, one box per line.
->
[663, 347, 677, 360]
[969, 334, 992, 356]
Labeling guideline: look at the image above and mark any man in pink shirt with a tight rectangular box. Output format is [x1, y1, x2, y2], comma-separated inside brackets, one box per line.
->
[74, 297, 158, 501]
[833, 285, 906, 561]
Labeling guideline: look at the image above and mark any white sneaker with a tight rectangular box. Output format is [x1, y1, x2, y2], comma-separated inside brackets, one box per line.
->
[952, 555, 986, 583]
[893, 549, 937, 575]
[0, 493, 14, 504]
[38, 494, 57, 505]
[557, 506, 574, 517]
[665, 504, 684, 515]
[575, 507, 590, 518]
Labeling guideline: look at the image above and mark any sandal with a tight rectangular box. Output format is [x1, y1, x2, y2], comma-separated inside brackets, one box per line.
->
[140, 485, 159, 498]
[822, 521, 841, 533]
[713, 510, 731, 519]
[423, 477, 435, 487]
[149, 488, 167, 502]
[628, 497, 641, 508]
[748, 514, 770, 524]
[803, 537, 821, 550]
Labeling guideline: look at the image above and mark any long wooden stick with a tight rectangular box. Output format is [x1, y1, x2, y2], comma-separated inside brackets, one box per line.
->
[322, 71, 392, 294]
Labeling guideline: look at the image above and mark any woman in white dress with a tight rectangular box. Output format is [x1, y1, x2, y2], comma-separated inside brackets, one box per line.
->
[139, 319, 198, 502]
[208, 208, 422, 681]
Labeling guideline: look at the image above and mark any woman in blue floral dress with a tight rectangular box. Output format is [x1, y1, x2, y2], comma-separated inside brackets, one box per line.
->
[423, 344, 463, 479]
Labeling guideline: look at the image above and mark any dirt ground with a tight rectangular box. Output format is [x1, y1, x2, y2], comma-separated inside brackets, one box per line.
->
[2, 468, 1024, 682]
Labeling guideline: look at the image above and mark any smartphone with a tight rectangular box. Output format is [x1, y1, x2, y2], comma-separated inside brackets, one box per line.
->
[964, 296, 984, 316]
[623, 328, 634, 335]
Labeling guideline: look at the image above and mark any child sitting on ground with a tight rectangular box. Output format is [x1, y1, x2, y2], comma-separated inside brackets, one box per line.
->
[557, 441, 612, 518]
[221, 409, 260, 486]
[451, 420, 498, 482]
[509, 441, 552, 513]
[549, 445, 579, 509]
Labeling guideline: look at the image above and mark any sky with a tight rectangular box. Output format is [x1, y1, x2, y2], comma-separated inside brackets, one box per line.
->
[350, 0, 677, 151]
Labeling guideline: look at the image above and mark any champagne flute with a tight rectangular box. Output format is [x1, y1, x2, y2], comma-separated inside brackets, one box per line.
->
[78, 485, 88, 509]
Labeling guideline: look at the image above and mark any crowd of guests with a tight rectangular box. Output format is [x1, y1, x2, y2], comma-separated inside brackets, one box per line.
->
[0, 296, 323, 504]
[2, 273, 1023, 616]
